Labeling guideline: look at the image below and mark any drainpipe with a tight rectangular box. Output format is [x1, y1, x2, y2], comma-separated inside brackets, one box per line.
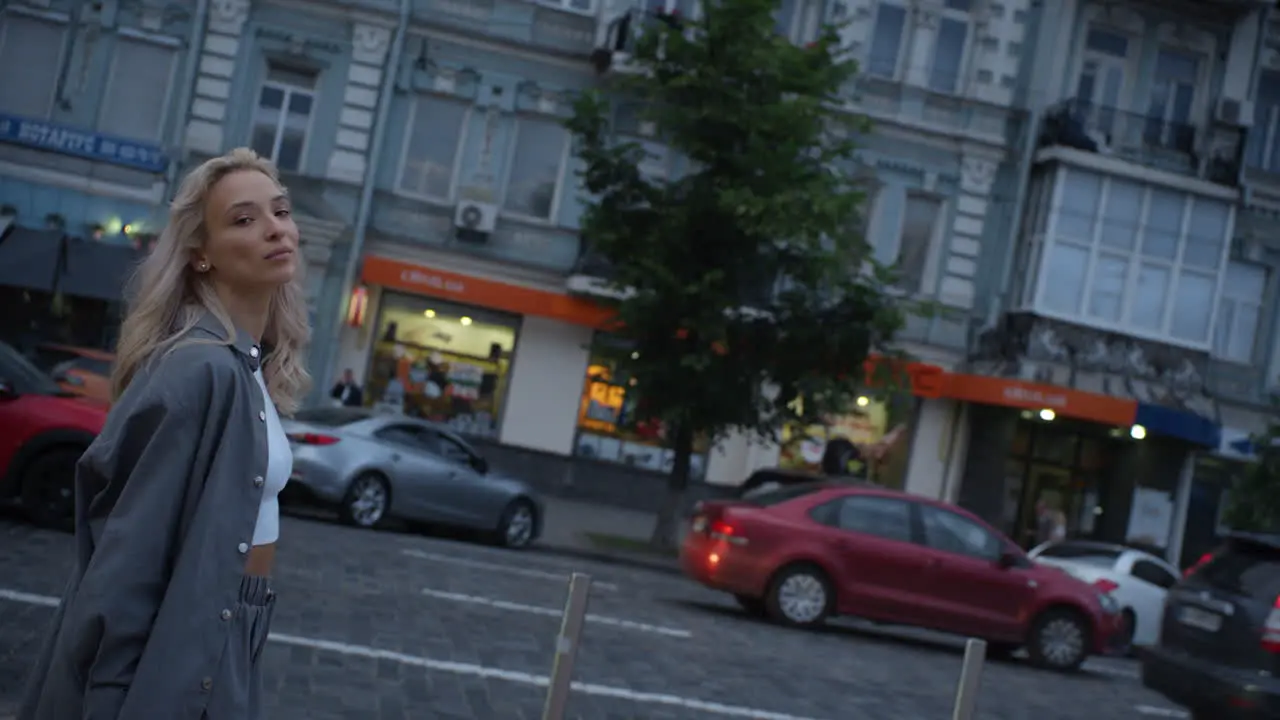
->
[988, 105, 1042, 331]
[315, 0, 409, 398]
[163, 0, 209, 199]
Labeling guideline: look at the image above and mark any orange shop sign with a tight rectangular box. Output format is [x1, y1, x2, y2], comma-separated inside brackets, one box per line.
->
[862, 356, 946, 398]
[940, 373, 1137, 426]
[360, 255, 614, 329]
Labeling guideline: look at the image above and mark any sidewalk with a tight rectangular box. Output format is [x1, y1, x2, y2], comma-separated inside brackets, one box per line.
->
[533, 497, 683, 575]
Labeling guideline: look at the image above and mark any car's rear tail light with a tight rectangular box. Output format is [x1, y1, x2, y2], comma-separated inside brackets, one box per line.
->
[1093, 578, 1120, 594]
[1184, 551, 1214, 577]
[1263, 595, 1280, 653]
[288, 432, 340, 446]
[708, 520, 748, 546]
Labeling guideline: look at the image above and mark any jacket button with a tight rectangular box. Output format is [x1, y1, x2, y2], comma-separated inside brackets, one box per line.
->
[254, 476, 265, 487]
[258, 410, 266, 422]
[220, 608, 232, 621]
[201, 676, 213, 691]
[250, 346, 260, 358]
[237, 542, 249, 554]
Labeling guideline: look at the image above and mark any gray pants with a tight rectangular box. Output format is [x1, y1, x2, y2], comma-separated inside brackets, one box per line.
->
[204, 575, 275, 720]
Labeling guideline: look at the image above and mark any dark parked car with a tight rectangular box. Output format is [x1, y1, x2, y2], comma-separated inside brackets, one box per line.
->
[1142, 532, 1280, 719]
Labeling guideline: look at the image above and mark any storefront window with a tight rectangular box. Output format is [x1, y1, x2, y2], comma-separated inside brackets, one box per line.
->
[778, 392, 916, 489]
[364, 292, 519, 439]
[572, 335, 709, 478]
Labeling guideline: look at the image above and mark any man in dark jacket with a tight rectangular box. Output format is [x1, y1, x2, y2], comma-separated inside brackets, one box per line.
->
[330, 368, 364, 407]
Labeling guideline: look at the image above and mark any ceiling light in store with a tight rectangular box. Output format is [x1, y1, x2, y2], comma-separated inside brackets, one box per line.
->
[424, 309, 436, 318]
[460, 316, 473, 326]
[1130, 424, 1147, 440]
[631, 351, 640, 360]
[1039, 408, 1055, 421]
[856, 396, 869, 407]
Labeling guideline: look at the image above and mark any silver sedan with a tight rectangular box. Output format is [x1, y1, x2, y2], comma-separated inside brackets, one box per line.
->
[280, 407, 542, 549]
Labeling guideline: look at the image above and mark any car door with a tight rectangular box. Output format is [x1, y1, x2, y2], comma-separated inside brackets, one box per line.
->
[1125, 557, 1179, 646]
[916, 504, 1038, 641]
[816, 494, 934, 624]
[418, 428, 501, 525]
[370, 423, 455, 520]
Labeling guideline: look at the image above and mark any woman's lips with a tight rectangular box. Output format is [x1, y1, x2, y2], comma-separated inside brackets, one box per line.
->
[265, 248, 294, 260]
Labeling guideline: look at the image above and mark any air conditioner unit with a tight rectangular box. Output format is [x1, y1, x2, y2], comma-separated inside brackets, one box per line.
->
[1215, 97, 1254, 127]
[453, 201, 498, 234]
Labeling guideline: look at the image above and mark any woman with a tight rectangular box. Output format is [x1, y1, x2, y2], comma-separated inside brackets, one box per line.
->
[18, 147, 310, 720]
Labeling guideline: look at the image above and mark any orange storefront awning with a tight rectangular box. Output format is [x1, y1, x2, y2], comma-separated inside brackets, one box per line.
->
[360, 255, 614, 329]
[940, 373, 1138, 426]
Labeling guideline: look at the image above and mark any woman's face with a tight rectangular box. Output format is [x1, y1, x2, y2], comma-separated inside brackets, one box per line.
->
[196, 169, 299, 292]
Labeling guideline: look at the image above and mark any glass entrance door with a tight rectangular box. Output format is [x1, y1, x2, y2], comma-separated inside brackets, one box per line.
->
[1016, 464, 1076, 548]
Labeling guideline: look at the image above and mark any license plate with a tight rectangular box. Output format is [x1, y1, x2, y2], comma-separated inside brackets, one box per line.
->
[1178, 606, 1223, 632]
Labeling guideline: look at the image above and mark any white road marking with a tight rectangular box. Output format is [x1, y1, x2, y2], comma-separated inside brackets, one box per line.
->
[1081, 659, 1140, 680]
[400, 548, 620, 592]
[420, 587, 692, 638]
[1134, 705, 1189, 718]
[0, 587, 820, 720]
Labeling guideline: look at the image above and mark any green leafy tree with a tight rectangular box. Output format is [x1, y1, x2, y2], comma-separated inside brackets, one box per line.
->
[1224, 415, 1280, 532]
[567, 0, 909, 548]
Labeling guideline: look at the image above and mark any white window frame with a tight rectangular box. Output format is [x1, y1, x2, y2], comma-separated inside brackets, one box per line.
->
[0, 10, 70, 120]
[1073, 25, 1136, 143]
[395, 94, 471, 204]
[926, 0, 974, 95]
[251, 66, 318, 174]
[865, 2, 911, 81]
[891, 190, 946, 295]
[535, 0, 596, 16]
[500, 114, 572, 225]
[96, 31, 180, 144]
[1248, 70, 1280, 173]
[1032, 167, 1234, 350]
[1145, 46, 1204, 148]
[778, 0, 823, 46]
[1213, 261, 1267, 364]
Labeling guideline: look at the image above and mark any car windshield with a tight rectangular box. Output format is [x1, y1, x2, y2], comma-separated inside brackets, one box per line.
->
[1035, 542, 1122, 567]
[0, 342, 62, 395]
[294, 407, 374, 426]
[1197, 539, 1280, 601]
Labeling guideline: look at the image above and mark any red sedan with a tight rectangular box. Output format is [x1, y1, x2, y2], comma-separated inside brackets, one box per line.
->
[681, 482, 1125, 671]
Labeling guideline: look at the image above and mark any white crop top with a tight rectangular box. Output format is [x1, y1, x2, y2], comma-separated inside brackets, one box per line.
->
[252, 368, 292, 545]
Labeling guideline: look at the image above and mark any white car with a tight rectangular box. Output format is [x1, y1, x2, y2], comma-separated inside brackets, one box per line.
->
[1028, 540, 1180, 649]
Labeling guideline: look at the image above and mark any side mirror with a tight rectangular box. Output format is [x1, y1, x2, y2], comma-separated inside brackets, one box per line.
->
[471, 456, 489, 474]
[0, 379, 16, 400]
[997, 550, 1023, 569]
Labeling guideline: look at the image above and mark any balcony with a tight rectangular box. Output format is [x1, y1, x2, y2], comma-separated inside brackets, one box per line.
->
[1038, 98, 1243, 186]
[591, 0, 690, 74]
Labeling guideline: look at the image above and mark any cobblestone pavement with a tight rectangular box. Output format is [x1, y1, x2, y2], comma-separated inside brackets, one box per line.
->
[0, 510, 1190, 720]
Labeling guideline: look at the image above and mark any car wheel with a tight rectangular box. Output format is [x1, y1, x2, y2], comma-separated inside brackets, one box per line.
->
[734, 594, 767, 617]
[340, 473, 390, 528]
[1027, 608, 1090, 671]
[765, 564, 833, 628]
[20, 447, 82, 532]
[497, 498, 537, 549]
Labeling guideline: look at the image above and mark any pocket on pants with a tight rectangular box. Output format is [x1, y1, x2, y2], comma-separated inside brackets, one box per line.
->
[249, 594, 276, 664]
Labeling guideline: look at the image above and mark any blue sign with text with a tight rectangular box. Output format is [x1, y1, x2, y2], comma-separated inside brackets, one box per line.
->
[0, 114, 168, 173]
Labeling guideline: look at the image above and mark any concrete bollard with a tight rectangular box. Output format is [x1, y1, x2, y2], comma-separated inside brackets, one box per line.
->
[950, 638, 987, 720]
[541, 572, 593, 720]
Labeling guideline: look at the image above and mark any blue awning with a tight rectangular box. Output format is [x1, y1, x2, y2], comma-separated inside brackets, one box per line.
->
[1134, 402, 1221, 448]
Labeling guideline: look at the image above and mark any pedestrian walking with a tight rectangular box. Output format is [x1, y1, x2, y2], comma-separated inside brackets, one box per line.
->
[330, 367, 364, 407]
[18, 147, 310, 720]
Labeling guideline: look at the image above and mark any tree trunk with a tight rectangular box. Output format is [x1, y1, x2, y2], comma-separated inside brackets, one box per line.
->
[650, 423, 694, 550]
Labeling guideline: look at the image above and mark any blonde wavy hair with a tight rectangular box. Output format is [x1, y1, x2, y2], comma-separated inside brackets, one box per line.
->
[111, 147, 312, 415]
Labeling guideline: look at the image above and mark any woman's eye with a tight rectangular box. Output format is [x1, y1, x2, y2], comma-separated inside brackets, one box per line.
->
[234, 216, 253, 226]
[275, 209, 291, 218]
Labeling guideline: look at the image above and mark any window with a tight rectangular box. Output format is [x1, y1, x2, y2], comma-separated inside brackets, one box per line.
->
[433, 430, 475, 465]
[1214, 261, 1266, 363]
[574, 334, 710, 478]
[920, 504, 1002, 561]
[364, 292, 519, 439]
[775, 0, 822, 45]
[0, 15, 66, 118]
[1145, 49, 1199, 152]
[400, 95, 469, 200]
[541, 0, 594, 12]
[1248, 70, 1280, 173]
[374, 423, 430, 448]
[503, 116, 568, 221]
[833, 495, 913, 543]
[250, 65, 316, 173]
[1075, 28, 1131, 139]
[1130, 559, 1178, 590]
[1037, 167, 1232, 346]
[866, 3, 908, 79]
[928, 0, 974, 94]
[97, 37, 177, 143]
[1035, 542, 1122, 568]
[895, 193, 942, 293]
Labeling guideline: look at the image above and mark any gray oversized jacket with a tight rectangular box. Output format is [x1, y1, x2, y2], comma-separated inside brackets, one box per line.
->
[19, 311, 273, 720]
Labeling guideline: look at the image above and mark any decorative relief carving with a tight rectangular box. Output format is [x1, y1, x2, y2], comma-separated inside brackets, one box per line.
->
[210, 0, 249, 32]
[972, 312, 1218, 418]
[913, 4, 939, 31]
[960, 156, 996, 194]
[352, 23, 392, 65]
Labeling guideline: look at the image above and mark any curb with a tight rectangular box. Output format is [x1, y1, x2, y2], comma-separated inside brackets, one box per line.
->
[532, 543, 682, 577]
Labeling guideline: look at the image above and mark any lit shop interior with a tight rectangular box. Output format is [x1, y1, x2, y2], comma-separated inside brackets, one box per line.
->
[364, 292, 518, 439]
[776, 391, 916, 488]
